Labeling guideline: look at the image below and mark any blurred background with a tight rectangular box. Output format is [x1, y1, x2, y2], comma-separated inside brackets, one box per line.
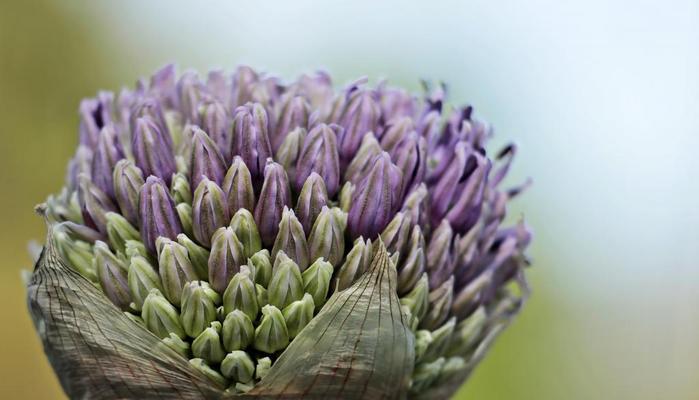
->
[1, 1, 697, 399]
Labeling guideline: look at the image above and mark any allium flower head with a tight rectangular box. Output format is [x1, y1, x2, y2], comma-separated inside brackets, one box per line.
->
[28, 64, 532, 399]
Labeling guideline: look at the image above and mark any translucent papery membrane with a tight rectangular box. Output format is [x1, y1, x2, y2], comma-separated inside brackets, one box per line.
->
[29, 65, 532, 399]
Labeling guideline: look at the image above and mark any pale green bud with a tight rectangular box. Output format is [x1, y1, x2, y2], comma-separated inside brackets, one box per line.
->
[268, 254, 304, 309]
[282, 293, 315, 338]
[254, 304, 289, 354]
[275, 127, 306, 173]
[256, 283, 268, 307]
[127, 255, 162, 311]
[335, 237, 372, 291]
[410, 357, 445, 393]
[421, 317, 456, 363]
[176, 202, 193, 237]
[162, 332, 190, 359]
[400, 273, 429, 324]
[420, 275, 454, 331]
[229, 208, 262, 258]
[157, 238, 198, 306]
[189, 358, 227, 387]
[301, 258, 333, 310]
[272, 207, 309, 271]
[192, 321, 225, 364]
[181, 281, 218, 338]
[209, 227, 246, 293]
[222, 270, 259, 320]
[256, 357, 272, 380]
[344, 132, 381, 183]
[125, 239, 155, 266]
[176, 233, 210, 280]
[308, 206, 346, 267]
[380, 212, 412, 260]
[249, 249, 272, 287]
[54, 229, 96, 282]
[338, 181, 355, 213]
[397, 226, 426, 294]
[414, 330, 433, 363]
[220, 351, 255, 383]
[446, 307, 487, 357]
[438, 356, 467, 382]
[170, 172, 192, 204]
[221, 309, 255, 351]
[94, 240, 131, 310]
[142, 289, 185, 339]
[105, 212, 140, 255]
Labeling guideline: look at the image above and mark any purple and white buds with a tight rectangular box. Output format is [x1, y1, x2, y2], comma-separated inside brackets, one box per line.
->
[139, 176, 183, 254]
[254, 161, 291, 247]
[294, 123, 341, 197]
[230, 103, 273, 183]
[132, 116, 177, 185]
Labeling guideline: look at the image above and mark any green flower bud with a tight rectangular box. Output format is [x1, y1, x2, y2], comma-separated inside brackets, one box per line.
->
[344, 132, 381, 183]
[222, 270, 259, 320]
[400, 273, 429, 323]
[397, 226, 426, 294]
[272, 207, 309, 271]
[176, 233, 210, 280]
[222, 156, 255, 214]
[421, 317, 456, 362]
[438, 356, 467, 382]
[256, 357, 272, 380]
[181, 281, 218, 338]
[142, 289, 185, 339]
[275, 127, 305, 173]
[209, 227, 246, 293]
[220, 351, 255, 383]
[176, 202, 193, 237]
[410, 357, 445, 394]
[229, 208, 262, 258]
[127, 255, 162, 311]
[308, 206, 346, 267]
[94, 241, 131, 310]
[54, 229, 96, 282]
[162, 332, 190, 359]
[446, 307, 487, 357]
[335, 237, 372, 291]
[301, 258, 333, 310]
[105, 212, 140, 255]
[125, 239, 155, 266]
[170, 172, 192, 204]
[248, 249, 272, 287]
[256, 283, 268, 307]
[380, 212, 412, 261]
[294, 172, 329, 235]
[282, 293, 315, 338]
[254, 304, 289, 354]
[268, 254, 304, 309]
[192, 321, 226, 364]
[157, 238, 198, 306]
[193, 177, 230, 247]
[414, 330, 433, 363]
[221, 309, 255, 351]
[420, 275, 454, 331]
[338, 181, 355, 213]
[189, 358, 227, 387]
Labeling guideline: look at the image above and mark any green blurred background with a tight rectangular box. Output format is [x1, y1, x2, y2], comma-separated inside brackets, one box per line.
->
[1, 1, 697, 399]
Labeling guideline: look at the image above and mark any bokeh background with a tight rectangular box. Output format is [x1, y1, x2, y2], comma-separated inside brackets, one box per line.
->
[1, 1, 697, 399]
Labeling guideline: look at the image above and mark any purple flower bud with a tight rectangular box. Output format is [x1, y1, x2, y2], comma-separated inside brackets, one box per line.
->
[430, 143, 490, 232]
[272, 207, 310, 271]
[294, 173, 328, 235]
[78, 95, 113, 147]
[230, 103, 274, 183]
[344, 133, 381, 184]
[254, 160, 291, 247]
[231, 66, 259, 108]
[198, 100, 231, 160]
[336, 88, 380, 166]
[139, 176, 183, 255]
[420, 275, 454, 331]
[148, 64, 176, 107]
[426, 220, 455, 290]
[112, 159, 145, 226]
[129, 98, 173, 152]
[222, 156, 256, 215]
[294, 123, 341, 197]
[94, 241, 131, 310]
[192, 177, 230, 248]
[190, 127, 227, 190]
[91, 125, 125, 199]
[176, 71, 204, 123]
[397, 226, 426, 294]
[131, 116, 177, 185]
[378, 87, 416, 122]
[273, 95, 309, 151]
[380, 117, 414, 153]
[208, 227, 246, 293]
[390, 131, 426, 199]
[347, 152, 403, 240]
[206, 69, 230, 104]
[78, 174, 118, 234]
